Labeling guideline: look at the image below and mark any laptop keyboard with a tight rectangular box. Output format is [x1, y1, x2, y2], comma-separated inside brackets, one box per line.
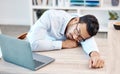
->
[33, 60, 45, 68]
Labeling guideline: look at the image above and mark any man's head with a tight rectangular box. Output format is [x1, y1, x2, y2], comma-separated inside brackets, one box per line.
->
[65, 15, 99, 42]
[79, 15, 99, 37]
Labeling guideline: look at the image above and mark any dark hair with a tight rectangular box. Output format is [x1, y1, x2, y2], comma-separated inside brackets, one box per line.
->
[79, 15, 99, 37]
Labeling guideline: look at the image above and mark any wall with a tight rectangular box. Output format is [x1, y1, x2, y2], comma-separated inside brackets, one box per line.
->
[0, 0, 30, 25]
[80, 10, 109, 32]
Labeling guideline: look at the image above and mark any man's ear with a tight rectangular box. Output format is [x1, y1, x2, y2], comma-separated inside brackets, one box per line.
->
[74, 17, 79, 22]
[68, 17, 79, 25]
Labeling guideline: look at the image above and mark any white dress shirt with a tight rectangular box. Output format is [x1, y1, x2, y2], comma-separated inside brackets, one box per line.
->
[27, 10, 99, 55]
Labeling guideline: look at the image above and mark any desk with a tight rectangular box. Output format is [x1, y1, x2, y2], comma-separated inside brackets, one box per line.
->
[108, 22, 120, 74]
[0, 37, 109, 74]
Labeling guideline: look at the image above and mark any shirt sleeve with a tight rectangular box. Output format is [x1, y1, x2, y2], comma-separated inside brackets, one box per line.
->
[27, 22, 63, 51]
[31, 39, 62, 51]
[80, 37, 99, 55]
[27, 10, 62, 51]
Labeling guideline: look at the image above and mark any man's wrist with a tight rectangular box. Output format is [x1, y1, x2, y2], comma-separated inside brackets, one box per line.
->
[89, 51, 100, 57]
[62, 41, 66, 49]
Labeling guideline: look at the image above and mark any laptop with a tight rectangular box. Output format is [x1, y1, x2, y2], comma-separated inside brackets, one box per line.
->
[0, 34, 55, 71]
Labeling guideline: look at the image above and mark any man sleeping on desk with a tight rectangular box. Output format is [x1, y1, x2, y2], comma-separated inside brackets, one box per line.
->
[18, 10, 104, 69]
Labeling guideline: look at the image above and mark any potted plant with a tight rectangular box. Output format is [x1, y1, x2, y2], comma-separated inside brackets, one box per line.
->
[108, 10, 119, 20]
[108, 10, 120, 29]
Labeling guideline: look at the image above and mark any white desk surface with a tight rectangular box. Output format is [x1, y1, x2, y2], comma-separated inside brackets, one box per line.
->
[0, 37, 110, 74]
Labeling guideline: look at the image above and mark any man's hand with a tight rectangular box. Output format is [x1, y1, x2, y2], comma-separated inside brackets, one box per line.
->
[62, 39, 78, 49]
[89, 51, 104, 69]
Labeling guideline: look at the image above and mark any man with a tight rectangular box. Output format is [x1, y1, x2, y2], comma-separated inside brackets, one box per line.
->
[24, 10, 104, 68]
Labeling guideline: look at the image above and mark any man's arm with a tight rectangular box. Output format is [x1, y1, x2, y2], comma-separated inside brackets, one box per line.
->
[81, 37, 99, 54]
[27, 10, 63, 51]
[27, 22, 63, 51]
[62, 39, 78, 49]
[81, 37, 104, 68]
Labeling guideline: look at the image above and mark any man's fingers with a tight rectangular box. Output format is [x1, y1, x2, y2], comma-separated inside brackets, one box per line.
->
[100, 60, 104, 68]
[92, 58, 97, 68]
[98, 59, 104, 68]
[96, 59, 101, 68]
[89, 58, 97, 68]
[89, 56, 105, 69]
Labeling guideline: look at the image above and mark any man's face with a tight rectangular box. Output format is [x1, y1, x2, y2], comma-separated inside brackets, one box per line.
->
[66, 18, 90, 42]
